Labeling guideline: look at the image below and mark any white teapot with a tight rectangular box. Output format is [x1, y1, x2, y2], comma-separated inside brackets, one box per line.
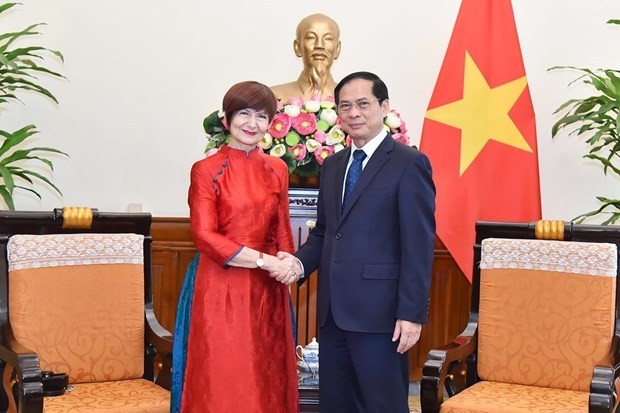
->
[296, 337, 319, 364]
[296, 337, 319, 382]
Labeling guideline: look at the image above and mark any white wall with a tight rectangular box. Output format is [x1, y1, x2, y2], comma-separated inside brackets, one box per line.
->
[2, 0, 620, 219]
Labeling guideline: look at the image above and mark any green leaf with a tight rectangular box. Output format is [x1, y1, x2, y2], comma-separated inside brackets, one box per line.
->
[584, 154, 620, 176]
[0, 185, 15, 210]
[13, 185, 41, 200]
[0, 164, 14, 193]
[0, 3, 18, 15]
[0, 24, 43, 52]
[8, 168, 34, 184]
[295, 161, 320, 177]
[573, 100, 598, 114]
[21, 170, 62, 195]
[0, 124, 38, 156]
[28, 146, 69, 156]
[607, 19, 620, 25]
[203, 110, 225, 135]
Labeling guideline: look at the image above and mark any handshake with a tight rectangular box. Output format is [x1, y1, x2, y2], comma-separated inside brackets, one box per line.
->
[266, 251, 303, 286]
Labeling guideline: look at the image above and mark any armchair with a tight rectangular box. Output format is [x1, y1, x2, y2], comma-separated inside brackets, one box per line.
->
[0, 207, 172, 413]
[421, 220, 620, 413]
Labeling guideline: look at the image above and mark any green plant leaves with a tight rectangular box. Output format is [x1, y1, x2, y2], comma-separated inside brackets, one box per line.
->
[0, 125, 68, 201]
[0, 2, 67, 209]
[551, 59, 620, 223]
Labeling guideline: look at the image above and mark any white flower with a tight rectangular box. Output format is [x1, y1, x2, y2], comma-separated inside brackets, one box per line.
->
[319, 108, 338, 126]
[258, 133, 273, 150]
[333, 144, 345, 153]
[326, 126, 345, 145]
[305, 139, 322, 153]
[284, 104, 301, 117]
[269, 143, 287, 157]
[320, 100, 336, 109]
[384, 112, 402, 129]
[306, 220, 316, 228]
[304, 99, 321, 113]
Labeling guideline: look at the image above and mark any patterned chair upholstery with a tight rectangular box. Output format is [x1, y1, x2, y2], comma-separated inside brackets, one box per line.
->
[0, 208, 172, 413]
[421, 220, 620, 413]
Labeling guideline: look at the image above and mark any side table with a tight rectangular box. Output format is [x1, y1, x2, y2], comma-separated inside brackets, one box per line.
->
[299, 382, 319, 413]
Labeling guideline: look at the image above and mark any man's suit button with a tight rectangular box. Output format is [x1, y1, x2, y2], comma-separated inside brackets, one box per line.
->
[335, 233, 342, 240]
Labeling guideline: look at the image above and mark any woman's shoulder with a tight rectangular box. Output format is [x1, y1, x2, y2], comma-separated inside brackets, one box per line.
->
[191, 151, 227, 174]
[260, 151, 288, 172]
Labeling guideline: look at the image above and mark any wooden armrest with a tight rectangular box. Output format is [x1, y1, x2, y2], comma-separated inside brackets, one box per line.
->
[144, 305, 173, 390]
[145, 307, 173, 354]
[0, 325, 43, 413]
[420, 322, 478, 413]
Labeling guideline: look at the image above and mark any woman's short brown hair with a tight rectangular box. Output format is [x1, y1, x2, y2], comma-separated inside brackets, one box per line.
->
[222, 81, 277, 126]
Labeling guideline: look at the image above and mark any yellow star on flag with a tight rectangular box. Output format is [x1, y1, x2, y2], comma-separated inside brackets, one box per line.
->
[425, 51, 532, 175]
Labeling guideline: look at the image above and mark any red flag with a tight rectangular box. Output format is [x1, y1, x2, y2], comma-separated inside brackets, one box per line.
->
[419, 0, 541, 281]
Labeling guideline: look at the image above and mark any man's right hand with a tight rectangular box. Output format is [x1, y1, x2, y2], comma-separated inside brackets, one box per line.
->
[265, 252, 302, 285]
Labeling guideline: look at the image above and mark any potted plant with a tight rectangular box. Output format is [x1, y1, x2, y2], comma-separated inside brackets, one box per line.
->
[551, 19, 620, 224]
[0, 2, 67, 210]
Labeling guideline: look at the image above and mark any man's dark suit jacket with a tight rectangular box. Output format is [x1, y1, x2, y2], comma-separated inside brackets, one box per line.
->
[296, 135, 436, 333]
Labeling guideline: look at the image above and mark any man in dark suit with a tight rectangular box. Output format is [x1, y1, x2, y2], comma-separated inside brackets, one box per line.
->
[281, 71, 436, 413]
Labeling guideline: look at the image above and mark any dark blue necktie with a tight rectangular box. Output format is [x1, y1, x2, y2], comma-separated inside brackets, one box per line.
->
[343, 149, 367, 211]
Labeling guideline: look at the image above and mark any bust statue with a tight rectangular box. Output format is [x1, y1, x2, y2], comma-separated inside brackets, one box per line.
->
[271, 13, 342, 102]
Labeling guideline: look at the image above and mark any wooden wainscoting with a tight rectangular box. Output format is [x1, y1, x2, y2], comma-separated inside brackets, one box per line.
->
[150, 218, 198, 333]
[151, 217, 471, 379]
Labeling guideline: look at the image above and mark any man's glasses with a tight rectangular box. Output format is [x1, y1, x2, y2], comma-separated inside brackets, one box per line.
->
[337, 99, 379, 113]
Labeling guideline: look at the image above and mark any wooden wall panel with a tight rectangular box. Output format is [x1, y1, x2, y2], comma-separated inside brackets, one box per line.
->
[151, 218, 198, 333]
[151, 217, 471, 380]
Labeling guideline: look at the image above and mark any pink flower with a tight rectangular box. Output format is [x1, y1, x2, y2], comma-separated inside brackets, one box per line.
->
[310, 93, 321, 101]
[292, 113, 317, 135]
[206, 148, 219, 157]
[314, 130, 327, 143]
[268, 113, 292, 139]
[392, 133, 410, 145]
[288, 97, 303, 108]
[386, 110, 407, 134]
[291, 144, 307, 161]
[276, 100, 284, 111]
[314, 146, 334, 165]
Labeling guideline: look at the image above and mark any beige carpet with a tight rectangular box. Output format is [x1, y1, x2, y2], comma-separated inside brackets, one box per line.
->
[409, 396, 421, 413]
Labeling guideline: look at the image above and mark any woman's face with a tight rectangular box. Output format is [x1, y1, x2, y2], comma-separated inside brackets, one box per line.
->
[228, 108, 270, 151]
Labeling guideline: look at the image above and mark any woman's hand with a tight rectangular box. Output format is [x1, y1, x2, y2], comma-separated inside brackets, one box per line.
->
[264, 254, 301, 285]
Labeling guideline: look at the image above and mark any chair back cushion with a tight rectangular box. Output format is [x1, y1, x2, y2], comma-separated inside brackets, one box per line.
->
[7, 233, 145, 384]
[478, 238, 617, 391]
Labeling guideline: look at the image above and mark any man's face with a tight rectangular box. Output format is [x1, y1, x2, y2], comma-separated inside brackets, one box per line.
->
[337, 79, 389, 146]
[295, 19, 341, 75]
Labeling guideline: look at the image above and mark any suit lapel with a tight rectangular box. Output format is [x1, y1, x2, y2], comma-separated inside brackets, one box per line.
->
[340, 136, 394, 220]
[334, 147, 350, 219]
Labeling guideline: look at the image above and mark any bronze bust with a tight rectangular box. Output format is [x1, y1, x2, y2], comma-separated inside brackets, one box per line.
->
[271, 13, 342, 102]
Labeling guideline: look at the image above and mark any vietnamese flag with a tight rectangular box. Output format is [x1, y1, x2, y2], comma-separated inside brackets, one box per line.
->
[419, 0, 541, 281]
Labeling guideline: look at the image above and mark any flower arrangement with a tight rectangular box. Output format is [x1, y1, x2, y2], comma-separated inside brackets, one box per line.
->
[203, 94, 412, 177]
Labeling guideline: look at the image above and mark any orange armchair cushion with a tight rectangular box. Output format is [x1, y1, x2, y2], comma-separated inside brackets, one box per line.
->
[477, 238, 617, 391]
[8, 234, 146, 383]
[43, 378, 170, 413]
[440, 380, 589, 413]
